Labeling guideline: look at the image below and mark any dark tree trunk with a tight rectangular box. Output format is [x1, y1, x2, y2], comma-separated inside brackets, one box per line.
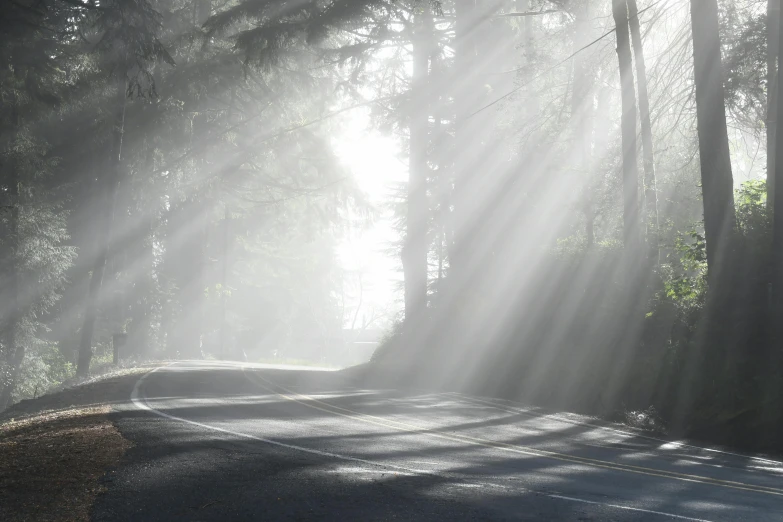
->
[77, 75, 126, 377]
[0, 107, 21, 410]
[627, 0, 659, 261]
[220, 204, 230, 359]
[612, 0, 640, 250]
[448, 0, 478, 283]
[167, 199, 207, 359]
[402, 4, 431, 333]
[126, 143, 156, 358]
[572, 1, 595, 247]
[689, 0, 737, 275]
[769, 0, 780, 209]
[772, 0, 783, 353]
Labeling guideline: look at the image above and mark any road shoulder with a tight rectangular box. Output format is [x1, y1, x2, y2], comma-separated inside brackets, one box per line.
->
[0, 369, 148, 521]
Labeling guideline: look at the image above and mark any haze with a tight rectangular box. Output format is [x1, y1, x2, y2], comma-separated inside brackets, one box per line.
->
[2, 0, 783, 520]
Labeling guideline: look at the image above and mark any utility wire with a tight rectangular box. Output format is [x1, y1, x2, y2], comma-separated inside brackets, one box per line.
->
[467, 0, 671, 119]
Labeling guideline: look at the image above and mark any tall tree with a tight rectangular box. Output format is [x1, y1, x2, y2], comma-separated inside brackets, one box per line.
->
[403, 3, 431, 334]
[627, 0, 659, 261]
[772, 0, 783, 350]
[0, 0, 76, 406]
[76, 0, 174, 376]
[571, 0, 595, 247]
[769, 0, 780, 209]
[0, 104, 21, 410]
[612, 0, 640, 250]
[689, 0, 737, 273]
[77, 74, 126, 376]
[449, 0, 478, 281]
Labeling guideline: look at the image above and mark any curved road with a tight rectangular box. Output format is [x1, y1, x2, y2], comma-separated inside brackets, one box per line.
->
[94, 361, 783, 521]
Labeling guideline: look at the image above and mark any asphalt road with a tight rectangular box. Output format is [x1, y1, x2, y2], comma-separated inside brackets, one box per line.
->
[93, 361, 783, 521]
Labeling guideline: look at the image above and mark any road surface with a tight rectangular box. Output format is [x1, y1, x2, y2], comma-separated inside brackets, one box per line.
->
[94, 361, 783, 520]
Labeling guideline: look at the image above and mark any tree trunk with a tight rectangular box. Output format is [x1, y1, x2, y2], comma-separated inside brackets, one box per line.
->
[220, 204, 230, 359]
[772, 0, 783, 352]
[402, 4, 431, 334]
[572, 1, 595, 247]
[627, 0, 659, 261]
[169, 199, 206, 359]
[0, 107, 21, 410]
[77, 74, 126, 377]
[769, 0, 780, 209]
[689, 0, 737, 274]
[448, 0, 478, 283]
[126, 142, 156, 358]
[612, 0, 640, 250]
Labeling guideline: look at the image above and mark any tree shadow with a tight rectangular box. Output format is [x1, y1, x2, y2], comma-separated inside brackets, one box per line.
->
[91, 364, 783, 521]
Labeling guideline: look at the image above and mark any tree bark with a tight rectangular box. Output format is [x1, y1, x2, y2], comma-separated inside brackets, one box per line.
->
[448, 0, 478, 283]
[77, 74, 126, 377]
[772, 0, 783, 350]
[769, 0, 780, 209]
[126, 142, 156, 358]
[220, 204, 230, 359]
[0, 106, 21, 410]
[627, 0, 659, 261]
[689, 0, 737, 274]
[612, 0, 640, 250]
[402, 4, 431, 333]
[572, 1, 595, 247]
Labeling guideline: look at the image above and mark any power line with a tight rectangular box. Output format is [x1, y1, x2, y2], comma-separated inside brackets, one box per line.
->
[467, 0, 671, 119]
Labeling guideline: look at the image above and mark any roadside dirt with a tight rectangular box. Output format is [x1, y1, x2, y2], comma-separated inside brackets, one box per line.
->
[0, 368, 152, 521]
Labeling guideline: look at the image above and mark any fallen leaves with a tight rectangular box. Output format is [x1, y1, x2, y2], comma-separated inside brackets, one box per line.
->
[0, 405, 132, 522]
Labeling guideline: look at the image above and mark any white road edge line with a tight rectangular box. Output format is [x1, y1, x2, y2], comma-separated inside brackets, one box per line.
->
[130, 365, 428, 475]
[547, 494, 712, 522]
[238, 364, 716, 522]
[443, 392, 783, 467]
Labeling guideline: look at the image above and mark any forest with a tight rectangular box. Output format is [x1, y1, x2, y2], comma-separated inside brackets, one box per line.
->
[1, 0, 782, 452]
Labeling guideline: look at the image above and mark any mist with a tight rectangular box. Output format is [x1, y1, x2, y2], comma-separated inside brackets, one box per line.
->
[1, 0, 782, 453]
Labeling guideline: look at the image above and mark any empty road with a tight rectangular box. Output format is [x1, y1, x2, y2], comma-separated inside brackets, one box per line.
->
[94, 361, 783, 521]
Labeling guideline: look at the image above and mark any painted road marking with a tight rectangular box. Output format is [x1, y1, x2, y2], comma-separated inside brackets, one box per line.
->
[130, 362, 713, 521]
[243, 367, 783, 498]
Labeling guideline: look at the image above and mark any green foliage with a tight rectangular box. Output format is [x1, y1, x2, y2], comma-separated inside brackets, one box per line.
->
[662, 229, 708, 303]
[719, 0, 767, 125]
[735, 179, 771, 247]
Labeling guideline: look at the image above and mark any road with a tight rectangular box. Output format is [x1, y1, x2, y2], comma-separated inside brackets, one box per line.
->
[94, 361, 783, 521]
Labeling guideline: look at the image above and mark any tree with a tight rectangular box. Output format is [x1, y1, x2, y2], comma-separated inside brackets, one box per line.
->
[772, 0, 783, 351]
[571, 0, 595, 247]
[77, 75, 126, 376]
[0, 0, 77, 408]
[76, 0, 174, 376]
[0, 103, 22, 410]
[612, 0, 640, 251]
[402, 3, 431, 336]
[768, 0, 780, 209]
[689, 0, 737, 275]
[627, 0, 659, 261]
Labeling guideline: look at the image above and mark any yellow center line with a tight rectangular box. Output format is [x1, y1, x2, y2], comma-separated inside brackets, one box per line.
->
[242, 368, 783, 498]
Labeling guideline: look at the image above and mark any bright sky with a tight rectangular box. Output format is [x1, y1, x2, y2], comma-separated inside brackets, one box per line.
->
[334, 109, 406, 327]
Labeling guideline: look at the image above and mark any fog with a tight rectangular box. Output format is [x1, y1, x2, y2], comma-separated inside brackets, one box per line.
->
[1, 0, 781, 450]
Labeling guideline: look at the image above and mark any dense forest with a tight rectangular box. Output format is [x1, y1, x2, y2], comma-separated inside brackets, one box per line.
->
[1, 0, 781, 451]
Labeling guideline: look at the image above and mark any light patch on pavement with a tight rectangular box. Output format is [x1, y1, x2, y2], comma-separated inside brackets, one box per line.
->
[325, 466, 417, 476]
[448, 392, 783, 467]
[130, 363, 755, 522]
[751, 465, 783, 474]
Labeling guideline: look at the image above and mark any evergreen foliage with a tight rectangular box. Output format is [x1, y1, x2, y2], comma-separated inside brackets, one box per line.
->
[1, 0, 782, 454]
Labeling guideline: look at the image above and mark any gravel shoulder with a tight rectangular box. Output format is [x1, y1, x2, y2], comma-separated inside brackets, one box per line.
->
[0, 368, 155, 522]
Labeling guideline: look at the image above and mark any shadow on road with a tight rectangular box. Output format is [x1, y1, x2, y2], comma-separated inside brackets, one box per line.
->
[92, 365, 783, 521]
